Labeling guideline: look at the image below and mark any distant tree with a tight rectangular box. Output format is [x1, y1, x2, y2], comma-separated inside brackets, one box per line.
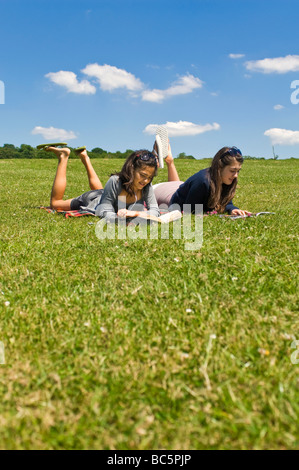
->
[0, 143, 137, 159]
[89, 147, 107, 158]
[272, 146, 279, 160]
[3, 143, 15, 149]
[243, 155, 265, 160]
[19, 144, 35, 159]
[176, 152, 195, 160]
[91, 147, 106, 154]
[0, 146, 16, 159]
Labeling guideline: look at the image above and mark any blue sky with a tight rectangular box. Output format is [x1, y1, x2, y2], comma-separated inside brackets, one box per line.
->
[1, 0, 299, 158]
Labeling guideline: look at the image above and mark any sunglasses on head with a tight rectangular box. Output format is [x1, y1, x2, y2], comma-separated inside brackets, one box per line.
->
[221, 147, 242, 158]
[135, 151, 157, 163]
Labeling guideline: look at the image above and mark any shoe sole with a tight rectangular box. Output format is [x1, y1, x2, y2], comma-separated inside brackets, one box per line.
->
[74, 146, 86, 153]
[155, 126, 168, 169]
[37, 143, 68, 150]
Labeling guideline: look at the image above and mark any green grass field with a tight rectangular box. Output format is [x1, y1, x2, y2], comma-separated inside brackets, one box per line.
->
[0, 157, 298, 450]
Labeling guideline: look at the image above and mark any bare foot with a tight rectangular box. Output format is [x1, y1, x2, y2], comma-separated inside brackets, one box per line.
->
[45, 146, 70, 159]
[77, 149, 90, 162]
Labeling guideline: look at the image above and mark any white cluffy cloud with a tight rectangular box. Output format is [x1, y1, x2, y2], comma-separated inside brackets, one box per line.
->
[273, 104, 284, 110]
[144, 121, 220, 137]
[229, 54, 245, 59]
[82, 63, 143, 92]
[45, 64, 204, 102]
[245, 55, 299, 74]
[45, 71, 96, 94]
[142, 74, 203, 103]
[264, 128, 299, 145]
[32, 126, 78, 141]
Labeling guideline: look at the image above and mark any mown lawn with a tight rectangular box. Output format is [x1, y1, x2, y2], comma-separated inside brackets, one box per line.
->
[0, 157, 298, 450]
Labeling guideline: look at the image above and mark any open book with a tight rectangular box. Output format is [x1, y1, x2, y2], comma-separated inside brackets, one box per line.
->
[138, 210, 183, 224]
[254, 212, 275, 216]
[219, 212, 275, 220]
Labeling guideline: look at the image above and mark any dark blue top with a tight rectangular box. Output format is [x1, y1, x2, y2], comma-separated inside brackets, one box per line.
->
[170, 168, 238, 214]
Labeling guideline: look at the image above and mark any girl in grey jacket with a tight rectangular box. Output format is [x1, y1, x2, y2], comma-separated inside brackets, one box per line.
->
[46, 146, 160, 223]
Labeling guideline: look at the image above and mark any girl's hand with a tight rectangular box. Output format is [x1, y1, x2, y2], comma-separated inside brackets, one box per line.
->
[117, 209, 138, 218]
[231, 209, 252, 217]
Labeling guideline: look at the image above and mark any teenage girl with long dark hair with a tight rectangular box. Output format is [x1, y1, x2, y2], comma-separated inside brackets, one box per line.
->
[44, 146, 160, 222]
[154, 143, 251, 216]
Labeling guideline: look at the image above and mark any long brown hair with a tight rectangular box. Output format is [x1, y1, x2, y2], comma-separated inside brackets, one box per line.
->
[113, 150, 158, 196]
[208, 147, 244, 213]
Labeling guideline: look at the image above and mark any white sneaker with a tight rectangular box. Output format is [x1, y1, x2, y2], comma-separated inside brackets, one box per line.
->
[154, 126, 168, 169]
